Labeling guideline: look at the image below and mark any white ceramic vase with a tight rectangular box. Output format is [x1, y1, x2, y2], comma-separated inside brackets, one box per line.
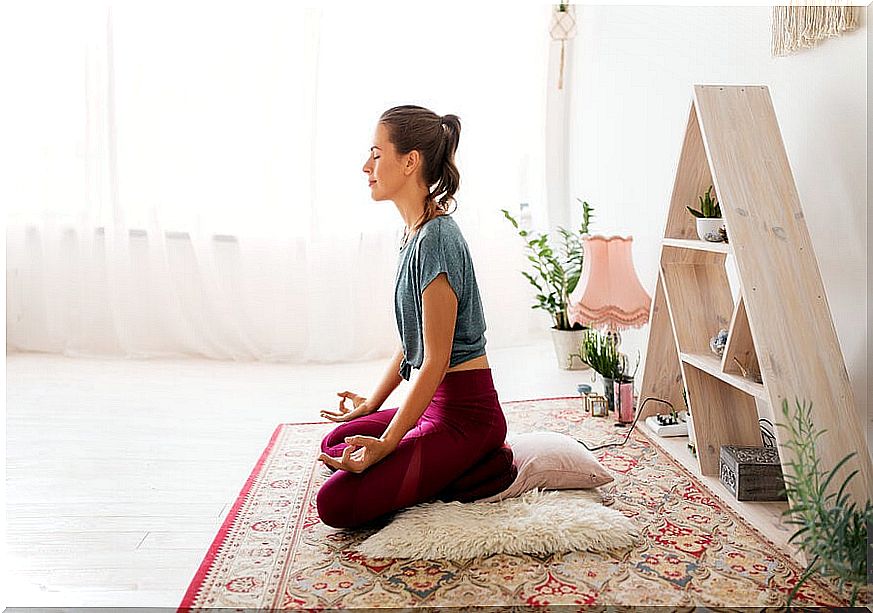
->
[696, 217, 725, 242]
[549, 327, 591, 370]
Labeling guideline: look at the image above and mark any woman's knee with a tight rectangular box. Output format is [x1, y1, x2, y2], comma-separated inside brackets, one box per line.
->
[316, 480, 356, 529]
[320, 431, 337, 454]
[320, 424, 350, 455]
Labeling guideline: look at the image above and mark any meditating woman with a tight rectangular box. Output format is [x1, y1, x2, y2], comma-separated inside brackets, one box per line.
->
[316, 105, 516, 529]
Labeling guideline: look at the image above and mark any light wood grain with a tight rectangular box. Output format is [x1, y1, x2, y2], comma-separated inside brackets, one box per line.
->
[642, 84, 869, 571]
[721, 295, 760, 378]
[693, 84, 871, 509]
[663, 238, 731, 254]
[663, 102, 714, 241]
[681, 352, 766, 401]
[682, 362, 763, 476]
[660, 260, 733, 354]
[638, 271, 685, 420]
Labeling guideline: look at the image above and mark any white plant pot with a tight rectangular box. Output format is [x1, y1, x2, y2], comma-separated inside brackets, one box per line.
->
[549, 327, 591, 370]
[696, 217, 725, 242]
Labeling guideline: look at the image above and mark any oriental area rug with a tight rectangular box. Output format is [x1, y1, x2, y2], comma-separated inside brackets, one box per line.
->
[179, 396, 861, 609]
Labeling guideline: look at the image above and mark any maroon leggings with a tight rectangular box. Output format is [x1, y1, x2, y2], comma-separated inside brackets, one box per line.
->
[317, 368, 516, 529]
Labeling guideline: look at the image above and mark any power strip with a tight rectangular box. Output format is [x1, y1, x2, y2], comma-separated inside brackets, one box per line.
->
[645, 412, 689, 437]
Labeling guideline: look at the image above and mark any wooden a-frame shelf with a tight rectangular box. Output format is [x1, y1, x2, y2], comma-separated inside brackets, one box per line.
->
[638, 85, 871, 562]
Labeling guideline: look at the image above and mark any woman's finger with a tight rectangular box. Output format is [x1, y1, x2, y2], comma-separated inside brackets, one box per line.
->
[338, 445, 359, 470]
[318, 453, 343, 471]
[320, 410, 347, 423]
[344, 435, 376, 448]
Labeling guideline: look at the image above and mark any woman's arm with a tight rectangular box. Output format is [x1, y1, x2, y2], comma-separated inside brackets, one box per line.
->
[319, 272, 458, 473]
[366, 343, 406, 410]
[381, 272, 458, 448]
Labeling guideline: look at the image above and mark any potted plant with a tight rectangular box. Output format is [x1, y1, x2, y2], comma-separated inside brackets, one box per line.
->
[569, 329, 620, 409]
[777, 398, 871, 606]
[686, 185, 725, 242]
[501, 199, 594, 370]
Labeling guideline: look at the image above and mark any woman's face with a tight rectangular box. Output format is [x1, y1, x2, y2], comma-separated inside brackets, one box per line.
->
[362, 122, 419, 202]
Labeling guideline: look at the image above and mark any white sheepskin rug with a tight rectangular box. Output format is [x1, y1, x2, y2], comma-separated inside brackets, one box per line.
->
[354, 488, 640, 560]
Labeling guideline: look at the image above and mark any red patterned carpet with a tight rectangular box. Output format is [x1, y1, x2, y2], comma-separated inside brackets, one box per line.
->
[179, 396, 859, 609]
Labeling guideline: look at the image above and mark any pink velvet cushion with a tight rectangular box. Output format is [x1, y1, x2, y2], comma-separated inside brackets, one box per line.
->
[476, 431, 614, 503]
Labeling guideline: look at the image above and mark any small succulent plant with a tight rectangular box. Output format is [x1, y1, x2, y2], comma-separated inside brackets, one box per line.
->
[686, 185, 722, 219]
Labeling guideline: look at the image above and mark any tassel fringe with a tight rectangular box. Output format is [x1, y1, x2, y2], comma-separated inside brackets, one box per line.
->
[771, 4, 859, 57]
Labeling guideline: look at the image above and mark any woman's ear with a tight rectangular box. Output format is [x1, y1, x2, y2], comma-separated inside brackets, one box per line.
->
[403, 150, 421, 177]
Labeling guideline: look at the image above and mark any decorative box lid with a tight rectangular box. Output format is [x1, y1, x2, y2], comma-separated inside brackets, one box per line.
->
[720, 445, 781, 465]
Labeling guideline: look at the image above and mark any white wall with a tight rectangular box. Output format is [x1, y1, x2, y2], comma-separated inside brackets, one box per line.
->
[564, 6, 868, 433]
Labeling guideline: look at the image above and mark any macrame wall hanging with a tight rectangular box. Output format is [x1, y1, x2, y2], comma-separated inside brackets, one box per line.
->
[550, 3, 577, 90]
[771, 4, 859, 57]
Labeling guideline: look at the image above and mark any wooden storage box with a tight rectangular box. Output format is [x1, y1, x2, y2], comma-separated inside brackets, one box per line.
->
[719, 445, 788, 501]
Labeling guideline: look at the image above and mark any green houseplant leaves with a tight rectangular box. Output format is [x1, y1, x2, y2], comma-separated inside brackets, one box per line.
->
[777, 397, 871, 606]
[686, 185, 722, 219]
[500, 199, 593, 331]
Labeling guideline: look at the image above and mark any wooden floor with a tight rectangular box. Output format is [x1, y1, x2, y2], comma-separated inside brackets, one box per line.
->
[5, 342, 799, 608]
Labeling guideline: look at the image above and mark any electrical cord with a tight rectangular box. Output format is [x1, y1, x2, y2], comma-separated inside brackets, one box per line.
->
[576, 396, 675, 451]
[759, 417, 776, 448]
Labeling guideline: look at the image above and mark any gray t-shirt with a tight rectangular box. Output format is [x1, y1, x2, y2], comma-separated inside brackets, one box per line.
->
[394, 214, 487, 380]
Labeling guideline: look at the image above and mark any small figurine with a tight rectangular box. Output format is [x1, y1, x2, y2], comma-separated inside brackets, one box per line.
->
[710, 328, 728, 357]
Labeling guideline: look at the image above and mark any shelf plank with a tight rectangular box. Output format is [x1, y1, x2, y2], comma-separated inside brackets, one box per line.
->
[680, 352, 767, 400]
[663, 238, 731, 254]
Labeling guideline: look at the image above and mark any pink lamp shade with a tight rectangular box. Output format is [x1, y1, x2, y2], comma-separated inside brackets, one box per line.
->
[569, 234, 651, 331]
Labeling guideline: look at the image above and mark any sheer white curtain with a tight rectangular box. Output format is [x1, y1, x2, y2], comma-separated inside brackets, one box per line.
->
[5, 1, 553, 362]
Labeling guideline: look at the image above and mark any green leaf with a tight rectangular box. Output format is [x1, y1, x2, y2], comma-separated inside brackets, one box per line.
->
[501, 209, 519, 229]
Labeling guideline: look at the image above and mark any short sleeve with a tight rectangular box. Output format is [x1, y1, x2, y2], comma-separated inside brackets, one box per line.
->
[416, 220, 464, 302]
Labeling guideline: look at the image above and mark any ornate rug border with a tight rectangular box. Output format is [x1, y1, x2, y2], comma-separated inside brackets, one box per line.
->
[179, 423, 285, 611]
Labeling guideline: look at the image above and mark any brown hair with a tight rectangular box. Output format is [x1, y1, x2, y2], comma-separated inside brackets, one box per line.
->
[378, 105, 461, 233]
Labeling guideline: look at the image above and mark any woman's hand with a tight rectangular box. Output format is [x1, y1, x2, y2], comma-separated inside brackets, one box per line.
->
[318, 435, 396, 473]
[320, 391, 375, 423]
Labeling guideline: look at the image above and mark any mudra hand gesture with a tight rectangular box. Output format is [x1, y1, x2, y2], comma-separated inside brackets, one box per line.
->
[320, 391, 375, 423]
[318, 435, 396, 473]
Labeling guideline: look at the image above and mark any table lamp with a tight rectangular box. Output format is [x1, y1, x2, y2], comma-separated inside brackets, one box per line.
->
[569, 234, 652, 426]
[568, 234, 651, 345]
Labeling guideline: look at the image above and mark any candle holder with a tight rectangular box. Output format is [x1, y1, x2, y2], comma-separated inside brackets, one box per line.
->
[614, 375, 635, 427]
[587, 394, 609, 418]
